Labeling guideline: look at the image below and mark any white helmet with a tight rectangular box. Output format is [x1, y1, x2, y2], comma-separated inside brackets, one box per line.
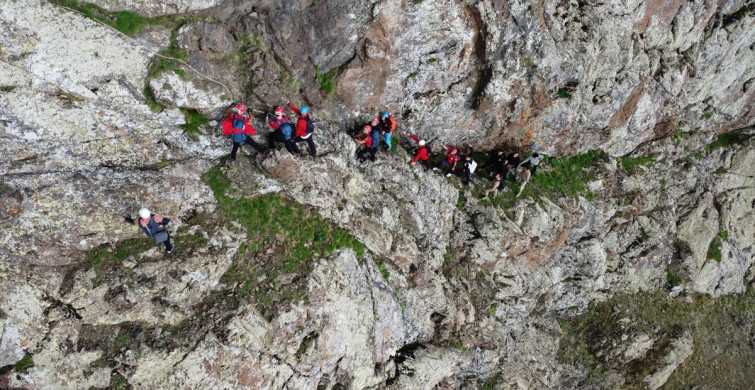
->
[139, 208, 151, 219]
[418, 140, 426, 146]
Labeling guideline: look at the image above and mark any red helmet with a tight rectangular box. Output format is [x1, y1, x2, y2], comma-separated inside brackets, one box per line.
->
[235, 105, 246, 114]
[364, 125, 372, 132]
[451, 148, 458, 154]
[371, 118, 379, 126]
[274, 106, 284, 116]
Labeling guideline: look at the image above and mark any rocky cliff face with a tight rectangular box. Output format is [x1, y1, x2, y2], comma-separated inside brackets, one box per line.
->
[1, 0, 753, 389]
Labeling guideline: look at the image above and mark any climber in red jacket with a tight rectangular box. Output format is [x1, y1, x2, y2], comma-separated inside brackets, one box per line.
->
[408, 133, 430, 169]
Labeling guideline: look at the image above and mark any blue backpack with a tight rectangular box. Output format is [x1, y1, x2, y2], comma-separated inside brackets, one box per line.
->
[370, 129, 380, 149]
[280, 122, 293, 140]
[232, 115, 245, 131]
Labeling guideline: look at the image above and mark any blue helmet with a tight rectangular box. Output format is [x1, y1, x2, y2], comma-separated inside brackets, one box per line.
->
[300, 106, 309, 115]
[382, 112, 389, 118]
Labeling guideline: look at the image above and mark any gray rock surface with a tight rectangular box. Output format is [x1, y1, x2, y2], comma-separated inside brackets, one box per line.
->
[1, 0, 753, 388]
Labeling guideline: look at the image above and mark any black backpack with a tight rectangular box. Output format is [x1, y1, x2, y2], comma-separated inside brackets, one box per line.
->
[304, 116, 314, 134]
[425, 144, 433, 156]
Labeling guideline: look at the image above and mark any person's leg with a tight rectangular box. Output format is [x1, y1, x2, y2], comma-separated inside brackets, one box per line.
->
[357, 147, 368, 161]
[230, 142, 241, 160]
[164, 234, 174, 252]
[284, 139, 300, 155]
[531, 165, 537, 176]
[306, 137, 317, 156]
[369, 147, 377, 161]
[435, 160, 448, 171]
[464, 168, 471, 186]
[385, 132, 392, 150]
[267, 133, 276, 150]
[244, 137, 267, 154]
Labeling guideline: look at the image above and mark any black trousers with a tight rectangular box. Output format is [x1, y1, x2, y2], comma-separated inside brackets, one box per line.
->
[357, 146, 377, 162]
[231, 137, 266, 160]
[267, 131, 301, 155]
[294, 135, 317, 156]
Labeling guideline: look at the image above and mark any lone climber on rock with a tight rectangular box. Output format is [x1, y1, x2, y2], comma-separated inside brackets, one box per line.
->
[119, 208, 174, 253]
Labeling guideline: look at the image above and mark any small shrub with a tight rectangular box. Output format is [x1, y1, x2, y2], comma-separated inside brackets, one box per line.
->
[705, 131, 753, 151]
[620, 155, 655, 175]
[666, 270, 682, 287]
[314, 65, 338, 95]
[409, 72, 418, 78]
[707, 237, 723, 262]
[557, 87, 572, 99]
[15, 353, 34, 373]
[179, 108, 209, 135]
[376, 259, 390, 281]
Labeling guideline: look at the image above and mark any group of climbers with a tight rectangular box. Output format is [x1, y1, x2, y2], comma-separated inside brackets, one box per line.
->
[353, 112, 396, 163]
[128, 103, 540, 254]
[222, 102, 317, 162]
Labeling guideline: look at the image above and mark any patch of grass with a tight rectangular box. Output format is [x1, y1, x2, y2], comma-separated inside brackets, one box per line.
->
[707, 237, 723, 262]
[314, 65, 338, 95]
[204, 165, 364, 319]
[114, 331, 132, 349]
[428, 57, 438, 63]
[60, 238, 154, 296]
[376, 259, 390, 281]
[489, 303, 497, 317]
[110, 373, 131, 390]
[557, 87, 572, 99]
[666, 269, 681, 287]
[619, 155, 655, 175]
[14, 353, 34, 374]
[394, 290, 405, 314]
[558, 290, 755, 388]
[672, 127, 685, 145]
[147, 43, 189, 80]
[409, 72, 418, 78]
[519, 150, 606, 201]
[713, 167, 727, 174]
[706, 231, 729, 263]
[179, 108, 209, 135]
[568, 305, 580, 311]
[481, 372, 504, 390]
[143, 85, 165, 111]
[456, 187, 467, 210]
[53, 0, 162, 36]
[705, 130, 753, 151]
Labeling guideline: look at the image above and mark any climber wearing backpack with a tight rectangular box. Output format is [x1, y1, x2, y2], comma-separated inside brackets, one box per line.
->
[460, 149, 477, 187]
[408, 133, 431, 169]
[288, 103, 317, 156]
[118, 208, 174, 253]
[266, 106, 301, 156]
[355, 125, 378, 163]
[434, 142, 460, 177]
[378, 112, 396, 151]
[221, 104, 267, 165]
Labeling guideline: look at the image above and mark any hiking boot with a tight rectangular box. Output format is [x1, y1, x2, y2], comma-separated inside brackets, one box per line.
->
[227, 158, 236, 166]
[446, 173, 453, 178]
[432, 167, 438, 171]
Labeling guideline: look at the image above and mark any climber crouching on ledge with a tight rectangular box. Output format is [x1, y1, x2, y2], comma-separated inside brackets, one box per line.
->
[118, 208, 174, 253]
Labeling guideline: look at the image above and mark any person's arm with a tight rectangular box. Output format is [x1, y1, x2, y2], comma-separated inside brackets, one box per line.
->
[288, 103, 301, 115]
[408, 134, 420, 143]
[265, 115, 270, 127]
[118, 216, 135, 224]
[412, 151, 421, 164]
[154, 215, 170, 226]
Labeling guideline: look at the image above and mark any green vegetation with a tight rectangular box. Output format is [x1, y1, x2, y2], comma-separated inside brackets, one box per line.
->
[179, 108, 209, 135]
[409, 72, 418, 78]
[672, 127, 685, 145]
[53, 0, 162, 36]
[147, 39, 189, 80]
[706, 231, 729, 262]
[428, 57, 438, 63]
[110, 373, 131, 390]
[666, 269, 682, 287]
[15, 353, 34, 373]
[558, 290, 755, 388]
[557, 87, 572, 99]
[61, 238, 153, 295]
[204, 165, 364, 319]
[705, 130, 753, 151]
[114, 331, 132, 349]
[314, 65, 338, 95]
[481, 372, 504, 390]
[619, 155, 656, 175]
[456, 187, 467, 210]
[376, 259, 390, 281]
